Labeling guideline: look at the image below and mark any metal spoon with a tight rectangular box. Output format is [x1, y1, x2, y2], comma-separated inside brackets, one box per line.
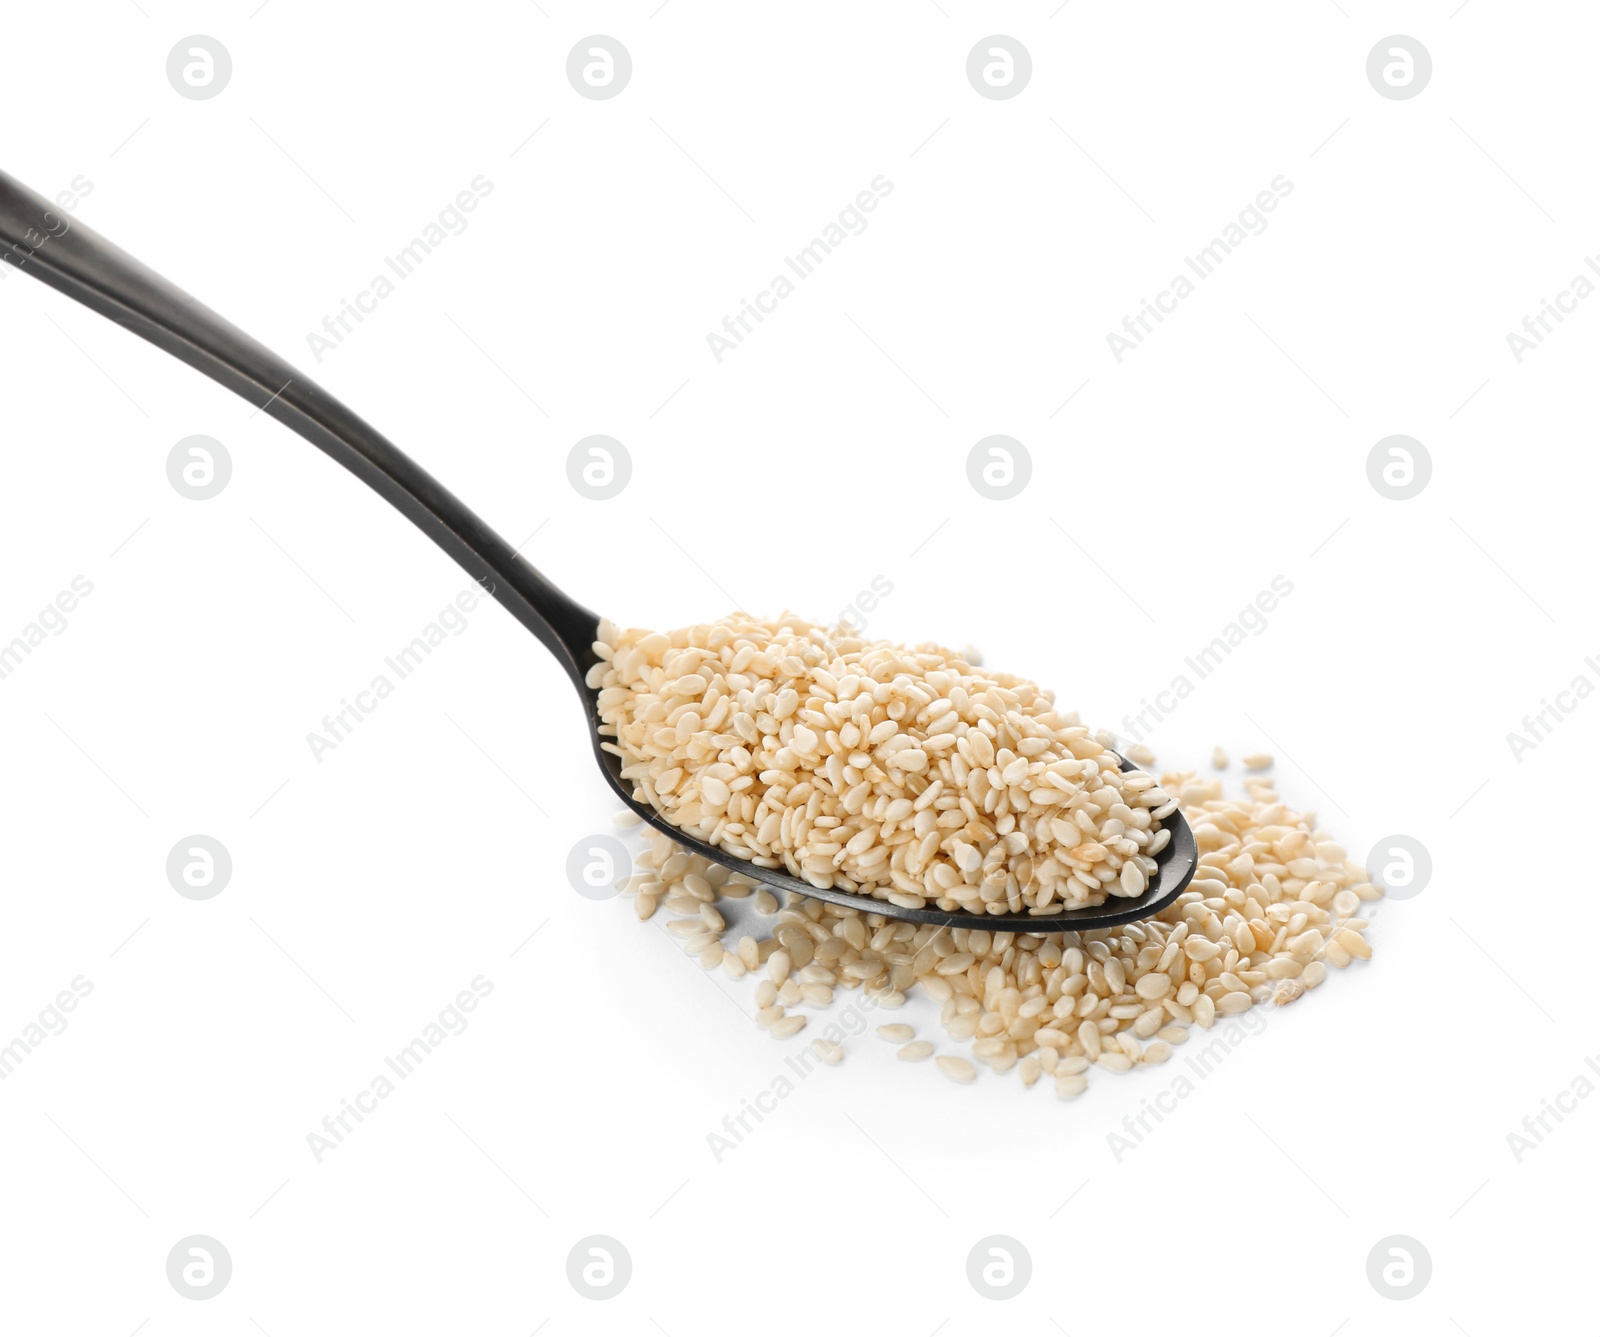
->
[0, 169, 1196, 932]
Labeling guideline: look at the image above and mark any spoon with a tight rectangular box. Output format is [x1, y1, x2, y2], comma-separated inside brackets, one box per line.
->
[0, 168, 1196, 932]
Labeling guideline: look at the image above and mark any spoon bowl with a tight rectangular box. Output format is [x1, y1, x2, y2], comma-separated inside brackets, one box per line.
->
[592, 723, 1198, 930]
[0, 168, 1197, 932]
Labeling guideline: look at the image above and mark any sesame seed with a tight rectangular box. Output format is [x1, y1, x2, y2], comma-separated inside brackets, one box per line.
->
[605, 743, 1376, 1097]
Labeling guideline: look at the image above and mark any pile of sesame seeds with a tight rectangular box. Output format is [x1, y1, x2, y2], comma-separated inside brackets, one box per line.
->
[613, 748, 1379, 1098]
[591, 615, 1172, 918]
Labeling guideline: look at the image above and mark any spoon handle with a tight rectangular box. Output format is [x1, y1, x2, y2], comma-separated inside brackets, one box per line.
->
[0, 168, 599, 688]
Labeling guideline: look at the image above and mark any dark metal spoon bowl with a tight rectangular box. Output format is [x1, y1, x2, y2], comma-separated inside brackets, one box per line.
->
[0, 169, 1196, 932]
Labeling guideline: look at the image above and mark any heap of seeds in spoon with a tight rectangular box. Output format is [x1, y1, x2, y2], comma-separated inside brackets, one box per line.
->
[590, 614, 1172, 916]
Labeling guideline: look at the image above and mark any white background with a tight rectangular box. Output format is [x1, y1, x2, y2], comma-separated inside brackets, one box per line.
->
[0, 2, 1588, 1332]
